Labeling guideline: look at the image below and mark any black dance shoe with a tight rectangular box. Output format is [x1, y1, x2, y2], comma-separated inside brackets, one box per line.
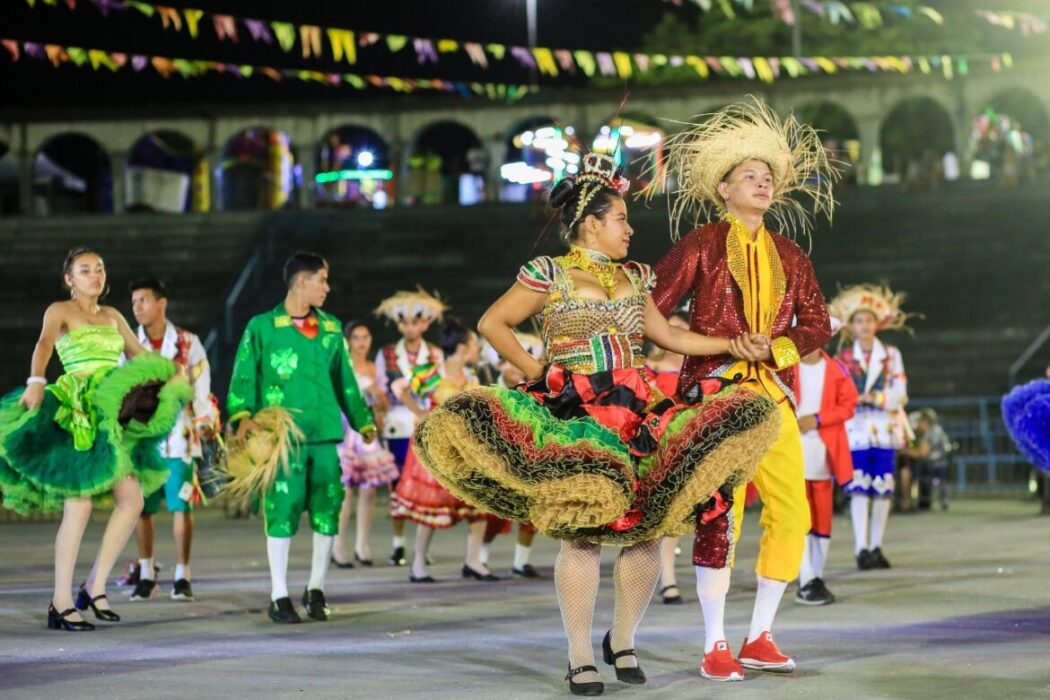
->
[47, 603, 95, 631]
[602, 631, 646, 684]
[856, 549, 876, 570]
[268, 597, 302, 624]
[355, 551, 374, 567]
[388, 546, 407, 567]
[462, 564, 500, 581]
[330, 555, 355, 569]
[565, 665, 604, 696]
[76, 586, 120, 622]
[409, 573, 437, 583]
[796, 578, 836, 606]
[302, 588, 330, 621]
[512, 564, 542, 579]
[659, 584, 683, 605]
[870, 547, 892, 569]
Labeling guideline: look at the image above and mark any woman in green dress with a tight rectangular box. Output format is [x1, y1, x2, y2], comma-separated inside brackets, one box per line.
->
[0, 248, 191, 630]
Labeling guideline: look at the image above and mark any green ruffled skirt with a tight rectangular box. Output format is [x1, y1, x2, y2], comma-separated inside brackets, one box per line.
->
[0, 353, 192, 514]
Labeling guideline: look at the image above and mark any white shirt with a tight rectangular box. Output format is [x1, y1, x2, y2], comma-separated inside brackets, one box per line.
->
[798, 357, 830, 481]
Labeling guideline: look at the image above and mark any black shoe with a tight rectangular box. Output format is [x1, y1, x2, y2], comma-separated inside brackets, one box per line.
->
[856, 549, 876, 570]
[268, 597, 302, 624]
[870, 547, 892, 569]
[302, 588, 330, 621]
[512, 564, 542, 578]
[566, 664, 604, 696]
[462, 563, 500, 581]
[331, 555, 355, 569]
[47, 603, 95, 631]
[796, 577, 835, 606]
[388, 546, 406, 567]
[129, 578, 157, 601]
[659, 584, 683, 605]
[76, 586, 120, 622]
[355, 551, 374, 567]
[171, 579, 194, 601]
[601, 630, 646, 684]
[409, 573, 437, 583]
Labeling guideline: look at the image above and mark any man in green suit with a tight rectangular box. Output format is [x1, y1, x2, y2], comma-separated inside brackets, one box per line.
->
[228, 251, 376, 624]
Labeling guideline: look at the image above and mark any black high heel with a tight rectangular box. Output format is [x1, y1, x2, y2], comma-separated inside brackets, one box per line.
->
[461, 563, 500, 581]
[76, 586, 120, 622]
[659, 584, 683, 605]
[566, 665, 603, 696]
[330, 555, 355, 569]
[47, 603, 95, 631]
[354, 551, 374, 567]
[602, 630, 646, 685]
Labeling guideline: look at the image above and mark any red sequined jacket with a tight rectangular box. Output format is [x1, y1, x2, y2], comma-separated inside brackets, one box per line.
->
[652, 221, 831, 408]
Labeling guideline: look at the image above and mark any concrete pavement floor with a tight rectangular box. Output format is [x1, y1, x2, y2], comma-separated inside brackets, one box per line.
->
[1, 498, 1048, 699]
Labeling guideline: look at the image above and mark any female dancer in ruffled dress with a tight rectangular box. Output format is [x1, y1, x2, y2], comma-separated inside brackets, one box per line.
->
[414, 154, 780, 695]
[0, 248, 190, 630]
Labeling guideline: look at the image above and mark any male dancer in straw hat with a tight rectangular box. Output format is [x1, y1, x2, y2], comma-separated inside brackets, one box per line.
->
[228, 251, 376, 624]
[651, 99, 836, 681]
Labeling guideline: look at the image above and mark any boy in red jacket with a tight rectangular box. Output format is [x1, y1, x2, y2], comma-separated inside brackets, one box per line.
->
[794, 346, 858, 605]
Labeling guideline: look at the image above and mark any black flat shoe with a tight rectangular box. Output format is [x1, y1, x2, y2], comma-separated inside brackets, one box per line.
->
[47, 603, 94, 631]
[602, 631, 646, 685]
[268, 597, 302, 624]
[330, 555, 355, 569]
[302, 588, 330, 621]
[388, 546, 406, 567]
[409, 574, 437, 583]
[659, 584, 683, 605]
[461, 563, 500, 581]
[870, 547, 892, 569]
[856, 548, 875, 570]
[354, 551, 374, 567]
[566, 665, 604, 696]
[76, 586, 120, 622]
[512, 564, 542, 578]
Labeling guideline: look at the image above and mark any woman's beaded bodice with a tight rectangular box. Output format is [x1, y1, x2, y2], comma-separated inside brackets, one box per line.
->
[56, 325, 124, 376]
[517, 253, 656, 374]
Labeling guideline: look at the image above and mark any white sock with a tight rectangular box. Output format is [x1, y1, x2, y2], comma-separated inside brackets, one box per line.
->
[513, 544, 532, 570]
[798, 535, 816, 587]
[695, 566, 732, 653]
[140, 557, 155, 581]
[174, 564, 190, 582]
[869, 497, 892, 549]
[747, 575, 788, 642]
[267, 537, 291, 602]
[392, 535, 406, 549]
[811, 536, 830, 581]
[480, 542, 491, 567]
[308, 533, 335, 592]
[850, 495, 870, 553]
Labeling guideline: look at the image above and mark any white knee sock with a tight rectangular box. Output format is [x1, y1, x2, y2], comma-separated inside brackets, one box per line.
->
[480, 542, 491, 567]
[747, 575, 788, 642]
[695, 566, 732, 653]
[267, 537, 291, 601]
[810, 536, 830, 581]
[308, 533, 334, 592]
[869, 498, 892, 549]
[139, 557, 155, 581]
[798, 535, 816, 587]
[850, 495, 870, 553]
[513, 544, 532, 570]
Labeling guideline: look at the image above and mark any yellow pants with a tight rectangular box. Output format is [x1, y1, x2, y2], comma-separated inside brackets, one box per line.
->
[728, 400, 809, 581]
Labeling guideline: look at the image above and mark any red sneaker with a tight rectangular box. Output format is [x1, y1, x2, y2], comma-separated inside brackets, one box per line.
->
[700, 640, 744, 682]
[738, 631, 796, 672]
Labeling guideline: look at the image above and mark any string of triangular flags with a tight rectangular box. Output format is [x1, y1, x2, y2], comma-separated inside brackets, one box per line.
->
[664, 0, 1047, 35]
[14, 0, 1022, 82]
[0, 38, 538, 102]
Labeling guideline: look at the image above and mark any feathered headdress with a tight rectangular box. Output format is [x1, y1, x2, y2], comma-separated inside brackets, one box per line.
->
[649, 96, 838, 239]
[828, 283, 915, 338]
[373, 287, 448, 324]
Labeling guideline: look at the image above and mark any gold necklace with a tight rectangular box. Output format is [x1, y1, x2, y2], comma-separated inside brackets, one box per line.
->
[564, 246, 620, 298]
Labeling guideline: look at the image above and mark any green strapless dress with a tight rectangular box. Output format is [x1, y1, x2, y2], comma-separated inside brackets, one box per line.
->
[0, 325, 192, 514]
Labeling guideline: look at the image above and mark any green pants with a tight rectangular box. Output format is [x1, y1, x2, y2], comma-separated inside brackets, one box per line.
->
[263, 442, 343, 537]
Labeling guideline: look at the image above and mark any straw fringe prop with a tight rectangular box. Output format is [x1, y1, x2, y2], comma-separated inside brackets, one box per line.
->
[224, 407, 303, 508]
[646, 96, 838, 240]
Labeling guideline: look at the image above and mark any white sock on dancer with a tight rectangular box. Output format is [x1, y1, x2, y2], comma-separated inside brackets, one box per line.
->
[392, 535, 406, 549]
[747, 575, 788, 642]
[480, 542, 491, 567]
[812, 536, 830, 581]
[139, 557, 155, 581]
[850, 495, 870, 553]
[174, 563, 190, 582]
[267, 536, 291, 601]
[308, 532, 334, 592]
[869, 497, 892, 549]
[695, 566, 732, 653]
[513, 544, 532, 570]
[799, 535, 817, 587]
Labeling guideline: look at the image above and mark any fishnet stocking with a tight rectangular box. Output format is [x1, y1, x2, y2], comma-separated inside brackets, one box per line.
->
[555, 540, 602, 683]
[610, 539, 661, 669]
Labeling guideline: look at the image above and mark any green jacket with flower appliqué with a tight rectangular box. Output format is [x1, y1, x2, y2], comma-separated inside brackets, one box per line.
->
[227, 304, 375, 443]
